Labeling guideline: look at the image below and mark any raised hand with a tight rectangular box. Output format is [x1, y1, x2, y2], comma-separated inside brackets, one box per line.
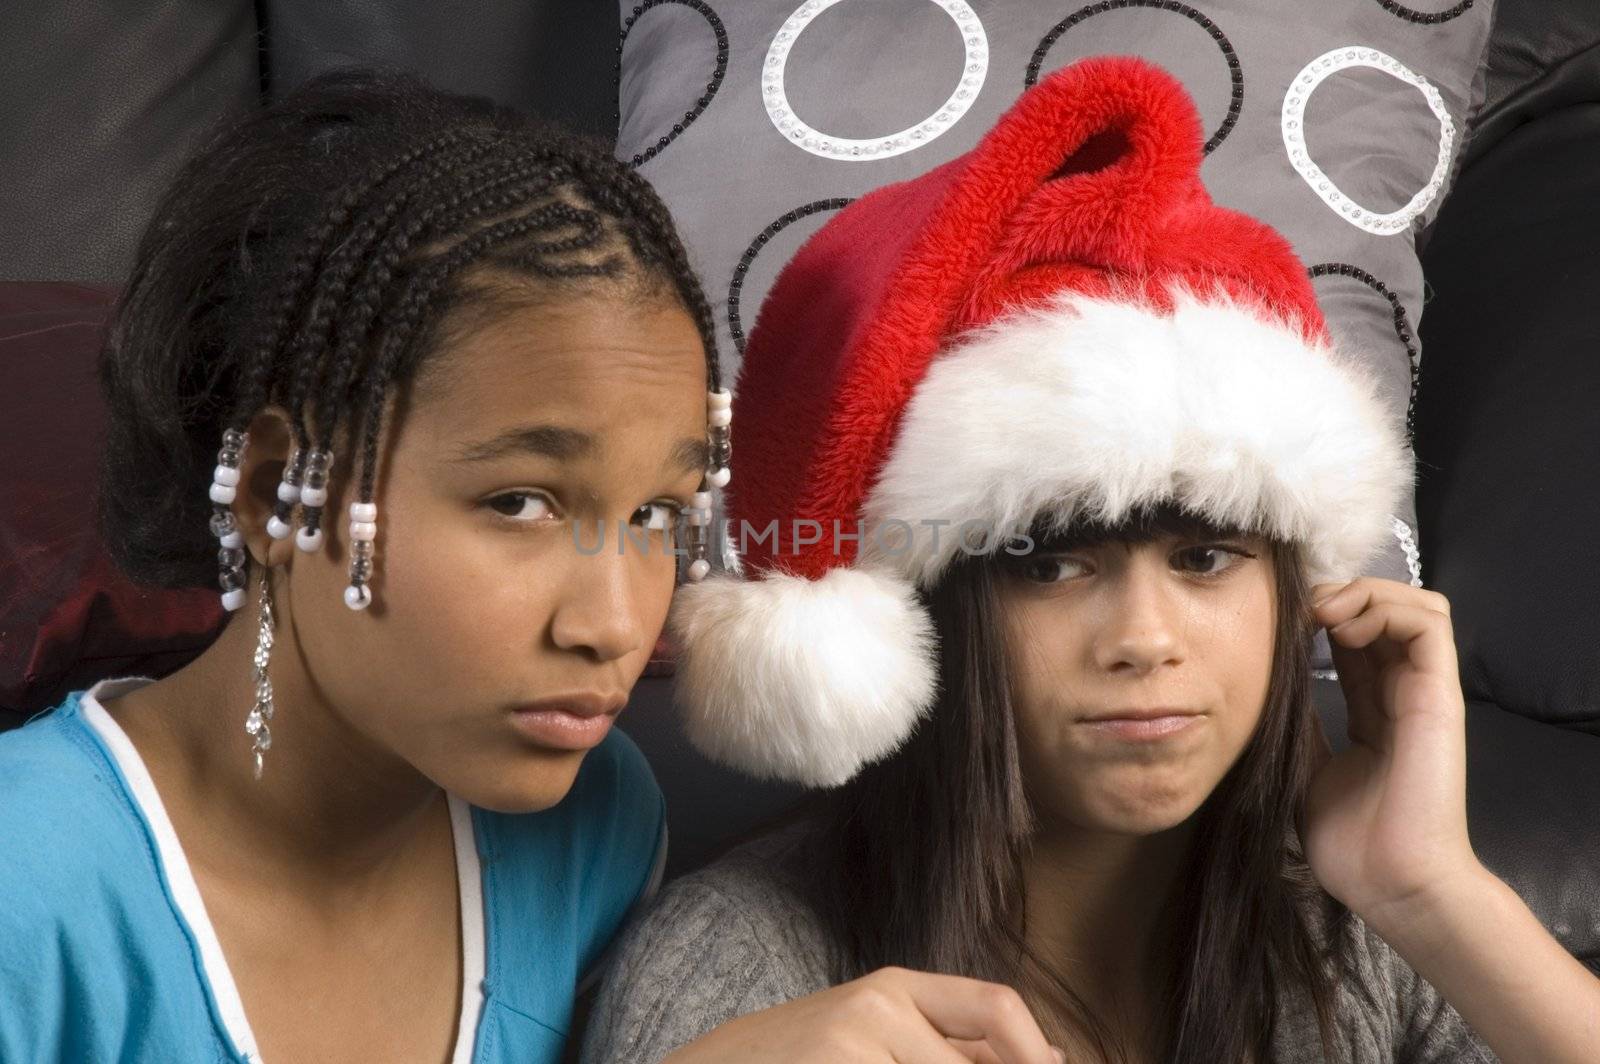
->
[664, 967, 1065, 1064]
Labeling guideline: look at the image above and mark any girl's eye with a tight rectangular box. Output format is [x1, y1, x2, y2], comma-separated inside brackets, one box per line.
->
[487, 492, 557, 522]
[1173, 545, 1250, 576]
[631, 502, 682, 531]
[1018, 555, 1090, 584]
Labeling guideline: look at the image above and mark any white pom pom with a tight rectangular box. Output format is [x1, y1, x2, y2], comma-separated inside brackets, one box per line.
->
[344, 584, 372, 611]
[349, 502, 377, 522]
[296, 527, 324, 553]
[266, 515, 293, 540]
[221, 588, 247, 612]
[349, 520, 377, 541]
[706, 466, 731, 488]
[219, 530, 244, 549]
[208, 482, 237, 505]
[687, 558, 711, 582]
[708, 389, 732, 411]
[708, 407, 733, 428]
[670, 566, 937, 787]
[212, 464, 241, 487]
[301, 486, 328, 508]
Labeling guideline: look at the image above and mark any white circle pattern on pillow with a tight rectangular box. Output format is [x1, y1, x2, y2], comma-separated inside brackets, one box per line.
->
[762, 0, 988, 161]
[1282, 46, 1455, 235]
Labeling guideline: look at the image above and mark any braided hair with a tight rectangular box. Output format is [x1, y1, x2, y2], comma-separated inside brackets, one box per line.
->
[99, 69, 724, 593]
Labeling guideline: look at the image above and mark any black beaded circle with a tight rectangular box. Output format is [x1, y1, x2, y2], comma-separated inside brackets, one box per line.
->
[616, 0, 730, 169]
[1309, 262, 1419, 446]
[727, 197, 854, 355]
[1026, 1, 1244, 155]
[1368, 0, 1474, 25]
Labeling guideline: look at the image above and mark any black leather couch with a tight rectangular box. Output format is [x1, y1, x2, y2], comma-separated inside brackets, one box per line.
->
[2, 0, 1597, 976]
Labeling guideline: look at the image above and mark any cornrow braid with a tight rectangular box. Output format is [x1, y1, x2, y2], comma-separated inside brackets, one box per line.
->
[276, 139, 529, 550]
[563, 155, 723, 395]
[100, 69, 727, 607]
[304, 153, 574, 470]
[226, 127, 492, 557]
[557, 153, 731, 495]
[229, 126, 481, 435]
[336, 202, 621, 607]
[281, 131, 503, 449]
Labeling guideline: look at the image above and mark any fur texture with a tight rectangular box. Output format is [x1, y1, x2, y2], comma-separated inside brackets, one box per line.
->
[728, 56, 1328, 583]
[861, 290, 1412, 587]
[669, 565, 937, 787]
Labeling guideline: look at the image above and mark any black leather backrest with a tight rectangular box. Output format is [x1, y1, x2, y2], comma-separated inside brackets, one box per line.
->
[0, 1, 260, 281]
[1468, 0, 1600, 162]
[1418, 103, 1600, 731]
[262, 0, 619, 140]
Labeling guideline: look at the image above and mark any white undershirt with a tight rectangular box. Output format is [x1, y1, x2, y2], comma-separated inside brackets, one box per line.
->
[81, 678, 486, 1064]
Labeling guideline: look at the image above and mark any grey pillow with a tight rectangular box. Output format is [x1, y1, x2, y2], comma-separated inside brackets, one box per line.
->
[617, 0, 1494, 665]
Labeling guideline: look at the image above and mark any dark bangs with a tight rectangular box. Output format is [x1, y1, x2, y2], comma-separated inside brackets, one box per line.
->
[1024, 500, 1265, 555]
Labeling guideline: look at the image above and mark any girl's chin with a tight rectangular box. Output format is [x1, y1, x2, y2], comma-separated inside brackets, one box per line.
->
[435, 751, 588, 815]
[1047, 782, 1213, 837]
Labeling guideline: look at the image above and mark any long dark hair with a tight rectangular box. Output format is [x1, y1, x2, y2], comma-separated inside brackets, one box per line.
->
[99, 68, 721, 590]
[810, 504, 1347, 1061]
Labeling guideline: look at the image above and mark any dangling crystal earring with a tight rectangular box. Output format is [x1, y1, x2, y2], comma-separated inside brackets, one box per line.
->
[244, 568, 276, 780]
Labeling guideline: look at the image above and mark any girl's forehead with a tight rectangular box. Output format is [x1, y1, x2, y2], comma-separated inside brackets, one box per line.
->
[418, 296, 705, 403]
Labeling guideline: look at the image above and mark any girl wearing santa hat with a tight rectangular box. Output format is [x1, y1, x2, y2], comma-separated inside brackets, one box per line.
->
[582, 58, 1596, 1063]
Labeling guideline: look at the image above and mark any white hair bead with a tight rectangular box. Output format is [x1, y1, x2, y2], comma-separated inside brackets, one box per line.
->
[349, 501, 377, 522]
[687, 558, 711, 582]
[687, 511, 707, 527]
[349, 520, 377, 541]
[693, 491, 714, 511]
[301, 486, 328, 508]
[209, 482, 237, 505]
[707, 466, 731, 488]
[212, 464, 241, 487]
[708, 389, 733, 411]
[221, 588, 248, 612]
[295, 527, 324, 553]
[266, 514, 293, 540]
[276, 480, 301, 504]
[343, 584, 373, 611]
[708, 407, 733, 428]
[219, 530, 243, 549]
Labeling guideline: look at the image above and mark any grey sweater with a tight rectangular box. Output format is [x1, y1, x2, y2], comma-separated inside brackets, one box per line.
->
[580, 827, 1497, 1063]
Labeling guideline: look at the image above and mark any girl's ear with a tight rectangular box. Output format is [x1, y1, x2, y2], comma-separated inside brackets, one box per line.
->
[236, 407, 295, 568]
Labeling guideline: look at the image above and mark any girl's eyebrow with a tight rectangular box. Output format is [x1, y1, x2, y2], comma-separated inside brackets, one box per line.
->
[451, 425, 709, 475]
[669, 436, 712, 474]
[453, 424, 593, 463]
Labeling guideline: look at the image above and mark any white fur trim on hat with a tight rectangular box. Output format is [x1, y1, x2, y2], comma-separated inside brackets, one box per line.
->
[669, 565, 938, 787]
[861, 290, 1413, 586]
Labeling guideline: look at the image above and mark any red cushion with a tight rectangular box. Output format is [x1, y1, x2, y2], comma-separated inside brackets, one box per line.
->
[0, 283, 222, 714]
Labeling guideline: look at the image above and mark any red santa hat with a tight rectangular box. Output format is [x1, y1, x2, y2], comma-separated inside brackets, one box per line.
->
[673, 57, 1411, 787]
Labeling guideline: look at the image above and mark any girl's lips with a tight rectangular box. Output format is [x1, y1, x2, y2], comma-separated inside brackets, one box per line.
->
[1078, 714, 1203, 741]
[510, 708, 617, 750]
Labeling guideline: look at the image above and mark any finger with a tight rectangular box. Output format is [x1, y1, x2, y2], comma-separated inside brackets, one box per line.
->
[1326, 638, 1389, 751]
[886, 1027, 989, 1064]
[888, 970, 1058, 1064]
[947, 1038, 1005, 1064]
[1326, 601, 1459, 682]
[1309, 580, 1352, 603]
[947, 1040, 1067, 1064]
[1312, 577, 1451, 629]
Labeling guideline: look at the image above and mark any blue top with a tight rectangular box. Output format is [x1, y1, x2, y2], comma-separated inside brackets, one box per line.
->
[0, 681, 666, 1064]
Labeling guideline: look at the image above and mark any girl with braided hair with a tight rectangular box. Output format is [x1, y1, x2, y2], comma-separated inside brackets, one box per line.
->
[0, 70, 729, 1063]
